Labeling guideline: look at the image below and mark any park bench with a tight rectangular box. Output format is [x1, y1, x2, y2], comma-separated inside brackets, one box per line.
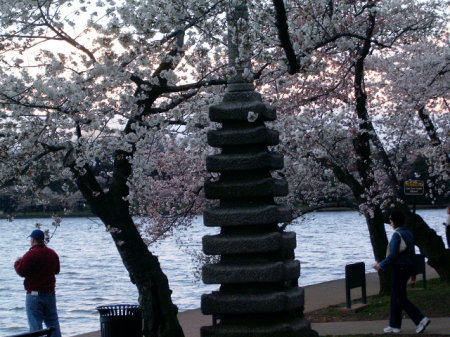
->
[8, 328, 54, 337]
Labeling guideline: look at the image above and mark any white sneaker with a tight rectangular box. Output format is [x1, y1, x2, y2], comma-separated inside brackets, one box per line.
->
[416, 317, 431, 333]
[384, 326, 401, 333]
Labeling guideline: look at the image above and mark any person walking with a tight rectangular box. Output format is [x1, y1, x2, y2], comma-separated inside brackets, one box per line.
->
[14, 229, 62, 337]
[373, 210, 430, 334]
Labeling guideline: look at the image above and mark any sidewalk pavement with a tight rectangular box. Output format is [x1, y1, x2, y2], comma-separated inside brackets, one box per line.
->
[74, 266, 450, 336]
[315, 317, 450, 335]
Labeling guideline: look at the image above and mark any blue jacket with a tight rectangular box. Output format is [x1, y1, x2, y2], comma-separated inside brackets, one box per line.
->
[379, 227, 415, 270]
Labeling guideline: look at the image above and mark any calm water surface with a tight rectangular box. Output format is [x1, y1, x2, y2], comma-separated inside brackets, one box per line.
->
[0, 209, 446, 336]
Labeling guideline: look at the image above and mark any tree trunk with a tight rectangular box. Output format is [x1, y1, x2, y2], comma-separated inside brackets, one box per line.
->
[319, 158, 392, 294]
[350, 10, 394, 296]
[364, 208, 391, 295]
[99, 203, 185, 337]
[73, 164, 185, 337]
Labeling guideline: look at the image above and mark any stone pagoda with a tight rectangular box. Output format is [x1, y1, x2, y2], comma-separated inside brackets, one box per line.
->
[200, 2, 317, 337]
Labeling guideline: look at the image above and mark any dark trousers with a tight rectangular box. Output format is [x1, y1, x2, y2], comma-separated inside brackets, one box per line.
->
[390, 264, 424, 328]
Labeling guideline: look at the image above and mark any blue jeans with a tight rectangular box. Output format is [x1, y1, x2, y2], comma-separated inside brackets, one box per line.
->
[389, 264, 424, 329]
[26, 293, 62, 337]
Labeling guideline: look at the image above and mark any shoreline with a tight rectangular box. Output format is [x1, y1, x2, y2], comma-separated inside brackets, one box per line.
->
[1, 204, 447, 220]
[72, 267, 441, 337]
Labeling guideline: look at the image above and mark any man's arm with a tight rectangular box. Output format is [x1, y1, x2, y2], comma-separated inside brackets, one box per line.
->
[379, 233, 401, 270]
[14, 253, 32, 277]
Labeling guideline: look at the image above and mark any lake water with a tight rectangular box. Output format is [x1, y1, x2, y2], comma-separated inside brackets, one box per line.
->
[0, 209, 446, 336]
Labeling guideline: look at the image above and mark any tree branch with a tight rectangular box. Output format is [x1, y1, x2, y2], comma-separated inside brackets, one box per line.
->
[131, 77, 227, 94]
[0, 34, 64, 40]
[157, 0, 226, 46]
[36, 0, 96, 63]
[0, 143, 67, 188]
[313, 155, 365, 199]
[293, 200, 358, 218]
[145, 91, 198, 115]
[272, 0, 302, 74]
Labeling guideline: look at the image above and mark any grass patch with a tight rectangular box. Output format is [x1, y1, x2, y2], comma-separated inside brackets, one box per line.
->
[307, 278, 450, 323]
[323, 335, 446, 337]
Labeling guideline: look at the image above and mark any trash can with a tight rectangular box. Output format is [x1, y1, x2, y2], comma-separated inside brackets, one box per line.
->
[97, 304, 142, 337]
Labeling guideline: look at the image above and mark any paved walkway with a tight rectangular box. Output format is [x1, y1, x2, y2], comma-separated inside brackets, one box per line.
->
[315, 318, 450, 335]
[74, 266, 450, 336]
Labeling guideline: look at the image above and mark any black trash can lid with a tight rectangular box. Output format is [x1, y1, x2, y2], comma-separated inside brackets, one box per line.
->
[96, 304, 141, 317]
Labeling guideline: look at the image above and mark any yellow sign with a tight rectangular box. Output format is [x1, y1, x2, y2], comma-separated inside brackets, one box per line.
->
[404, 180, 424, 195]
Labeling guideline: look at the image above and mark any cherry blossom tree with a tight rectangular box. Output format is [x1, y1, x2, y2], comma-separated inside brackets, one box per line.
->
[1, 5, 448, 337]
[0, 1, 232, 336]
[145, 0, 450, 294]
[264, 0, 450, 292]
[377, 39, 449, 186]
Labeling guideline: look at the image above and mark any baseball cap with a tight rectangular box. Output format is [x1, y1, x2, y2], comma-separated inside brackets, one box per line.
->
[28, 229, 45, 241]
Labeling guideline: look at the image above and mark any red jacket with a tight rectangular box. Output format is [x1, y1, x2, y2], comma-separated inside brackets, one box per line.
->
[14, 244, 60, 293]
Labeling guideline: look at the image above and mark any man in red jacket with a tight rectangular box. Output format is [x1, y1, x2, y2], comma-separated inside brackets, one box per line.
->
[15, 229, 62, 337]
